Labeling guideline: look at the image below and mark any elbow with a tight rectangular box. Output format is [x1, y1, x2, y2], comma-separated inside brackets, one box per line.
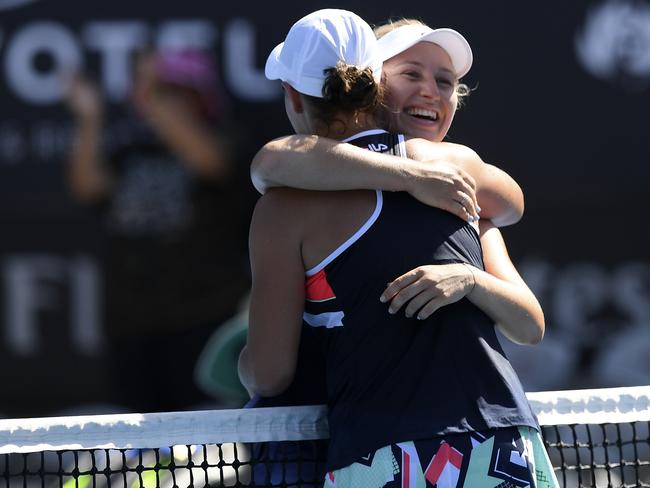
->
[498, 310, 545, 346]
[251, 368, 295, 397]
[490, 190, 524, 227]
[504, 190, 524, 226]
[509, 186, 525, 225]
[529, 306, 546, 345]
[479, 181, 525, 228]
[239, 346, 295, 397]
[251, 140, 284, 194]
[518, 313, 546, 346]
[523, 324, 545, 346]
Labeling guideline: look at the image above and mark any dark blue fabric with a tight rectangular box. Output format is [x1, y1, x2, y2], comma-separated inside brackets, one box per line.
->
[320, 189, 539, 470]
[244, 131, 406, 482]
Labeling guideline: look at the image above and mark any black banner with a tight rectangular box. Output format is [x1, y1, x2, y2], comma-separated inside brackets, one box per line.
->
[0, 0, 648, 416]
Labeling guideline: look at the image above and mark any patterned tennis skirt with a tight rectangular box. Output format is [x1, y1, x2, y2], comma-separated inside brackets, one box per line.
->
[324, 426, 559, 488]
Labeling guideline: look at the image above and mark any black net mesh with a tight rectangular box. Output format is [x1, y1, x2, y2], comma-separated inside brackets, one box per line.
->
[541, 421, 650, 488]
[0, 439, 328, 487]
[2, 389, 650, 488]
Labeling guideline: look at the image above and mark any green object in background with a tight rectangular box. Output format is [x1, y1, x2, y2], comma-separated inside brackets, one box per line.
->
[194, 307, 249, 405]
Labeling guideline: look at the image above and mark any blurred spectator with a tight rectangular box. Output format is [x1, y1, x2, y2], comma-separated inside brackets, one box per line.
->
[64, 49, 250, 413]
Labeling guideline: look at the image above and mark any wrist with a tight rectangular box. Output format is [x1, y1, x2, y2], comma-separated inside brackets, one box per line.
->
[396, 159, 423, 194]
[462, 263, 477, 296]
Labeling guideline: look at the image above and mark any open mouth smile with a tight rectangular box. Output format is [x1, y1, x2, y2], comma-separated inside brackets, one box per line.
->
[406, 107, 439, 122]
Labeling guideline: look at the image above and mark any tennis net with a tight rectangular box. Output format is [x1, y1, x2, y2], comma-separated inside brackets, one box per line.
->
[0, 386, 648, 487]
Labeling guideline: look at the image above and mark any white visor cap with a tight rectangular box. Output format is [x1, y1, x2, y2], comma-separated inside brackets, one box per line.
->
[265, 9, 382, 98]
[377, 24, 473, 78]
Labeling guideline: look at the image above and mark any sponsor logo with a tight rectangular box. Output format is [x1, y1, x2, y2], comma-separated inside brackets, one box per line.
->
[368, 143, 388, 152]
[575, 0, 650, 88]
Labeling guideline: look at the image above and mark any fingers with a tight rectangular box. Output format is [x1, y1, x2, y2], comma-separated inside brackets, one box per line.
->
[414, 297, 445, 320]
[380, 268, 423, 304]
[454, 173, 479, 221]
[439, 168, 480, 222]
[402, 288, 437, 318]
[380, 265, 463, 320]
[385, 280, 429, 314]
[441, 195, 477, 223]
[386, 287, 447, 320]
[453, 191, 477, 221]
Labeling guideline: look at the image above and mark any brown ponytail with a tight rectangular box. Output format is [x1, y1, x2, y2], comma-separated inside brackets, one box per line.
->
[322, 61, 382, 113]
[302, 61, 383, 134]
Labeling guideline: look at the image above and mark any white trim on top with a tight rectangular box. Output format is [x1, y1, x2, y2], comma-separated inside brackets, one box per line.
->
[305, 190, 383, 277]
[341, 129, 387, 142]
[397, 133, 407, 157]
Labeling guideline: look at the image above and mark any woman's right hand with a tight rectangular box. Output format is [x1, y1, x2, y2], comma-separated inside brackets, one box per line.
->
[380, 263, 476, 320]
[407, 160, 480, 222]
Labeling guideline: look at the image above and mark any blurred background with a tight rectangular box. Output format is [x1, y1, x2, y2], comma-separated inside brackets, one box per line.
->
[0, 0, 648, 418]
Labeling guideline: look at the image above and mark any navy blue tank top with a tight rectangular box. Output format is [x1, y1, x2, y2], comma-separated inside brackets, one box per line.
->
[301, 132, 538, 470]
[247, 130, 537, 473]
[246, 130, 407, 410]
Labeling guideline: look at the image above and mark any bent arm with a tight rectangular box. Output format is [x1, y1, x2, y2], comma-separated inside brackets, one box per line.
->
[252, 135, 480, 222]
[252, 135, 415, 194]
[466, 220, 545, 345]
[238, 191, 305, 397]
[381, 220, 543, 345]
[144, 95, 231, 181]
[64, 73, 114, 202]
[405, 140, 524, 226]
[68, 113, 113, 202]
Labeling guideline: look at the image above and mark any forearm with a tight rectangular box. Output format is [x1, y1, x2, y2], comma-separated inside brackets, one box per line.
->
[251, 135, 413, 194]
[467, 267, 544, 345]
[68, 116, 111, 201]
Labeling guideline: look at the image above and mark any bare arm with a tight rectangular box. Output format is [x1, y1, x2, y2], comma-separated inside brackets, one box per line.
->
[65, 75, 113, 202]
[405, 139, 524, 227]
[252, 134, 480, 222]
[133, 59, 230, 181]
[238, 190, 306, 397]
[380, 220, 544, 345]
[467, 220, 544, 344]
[143, 94, 231, 181]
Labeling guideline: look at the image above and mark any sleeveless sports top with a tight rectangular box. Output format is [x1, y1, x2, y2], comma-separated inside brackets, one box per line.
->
[302, 131, 539, 470]
[245, 130, 407, 410]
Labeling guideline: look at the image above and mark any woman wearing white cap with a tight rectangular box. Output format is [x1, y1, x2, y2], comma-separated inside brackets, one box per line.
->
[240, 9, 557, 488]
[249, 19, 546, 342]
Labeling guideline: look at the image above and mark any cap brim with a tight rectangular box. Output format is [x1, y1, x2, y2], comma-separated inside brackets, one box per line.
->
[264, 42, 285, 81]
[422, 29, 473, 79]
[377, 25, 473, 78]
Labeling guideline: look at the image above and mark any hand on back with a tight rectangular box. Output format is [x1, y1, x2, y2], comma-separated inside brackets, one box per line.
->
[380, 263, 475, 320]
[407, 160, 480, 222]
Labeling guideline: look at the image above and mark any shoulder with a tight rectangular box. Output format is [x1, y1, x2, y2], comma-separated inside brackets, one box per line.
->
[251, 188, 340, 238]
[252, 188, 310, 227]
[404, 138, 480, 164]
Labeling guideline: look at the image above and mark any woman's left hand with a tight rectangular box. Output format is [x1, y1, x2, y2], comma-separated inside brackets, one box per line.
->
[380, 263, 475, 320]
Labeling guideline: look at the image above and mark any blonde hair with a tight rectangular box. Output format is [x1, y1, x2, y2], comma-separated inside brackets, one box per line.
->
[374, 18, 471, 107]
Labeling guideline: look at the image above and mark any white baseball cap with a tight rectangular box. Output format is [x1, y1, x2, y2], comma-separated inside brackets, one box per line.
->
[265, 9, 382, 98]
[377, 24, 473, 78]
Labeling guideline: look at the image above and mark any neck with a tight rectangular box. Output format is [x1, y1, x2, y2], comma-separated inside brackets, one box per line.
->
[314, 112, 379, 140]
[340, 113, 378, 140]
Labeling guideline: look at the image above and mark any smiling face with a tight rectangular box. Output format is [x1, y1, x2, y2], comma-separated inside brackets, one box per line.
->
[381, 41, 459, 142]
